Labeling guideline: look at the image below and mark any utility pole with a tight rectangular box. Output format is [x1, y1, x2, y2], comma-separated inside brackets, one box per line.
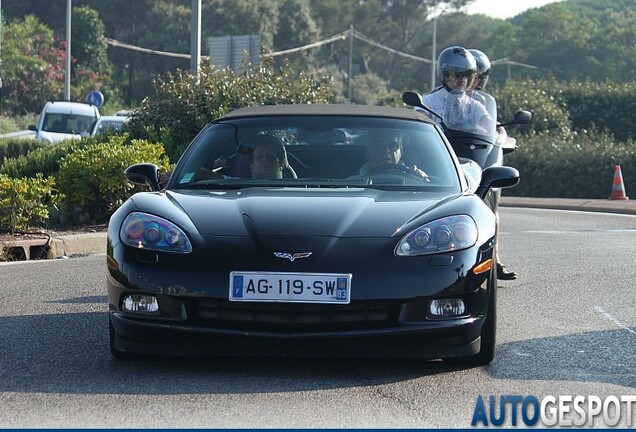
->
[64, 0, 71, 100]
[430, 7, 437, 91]
[348, 25, 353, 103]
[190, 0, 201, 74]
[0, 0, 3, 116]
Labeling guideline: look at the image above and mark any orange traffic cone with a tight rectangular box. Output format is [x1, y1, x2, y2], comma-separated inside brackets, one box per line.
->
[608, 164, 629, 200]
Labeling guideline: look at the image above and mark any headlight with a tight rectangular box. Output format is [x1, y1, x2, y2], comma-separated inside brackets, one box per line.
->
[395, 215, 477, 256]
[120, 212, 192, 253]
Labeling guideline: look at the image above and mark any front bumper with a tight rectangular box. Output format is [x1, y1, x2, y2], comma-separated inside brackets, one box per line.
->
[109, 307, 483, 358]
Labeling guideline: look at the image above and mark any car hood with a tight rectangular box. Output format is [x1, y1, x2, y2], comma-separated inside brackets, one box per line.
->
[156, 188, 460, 238]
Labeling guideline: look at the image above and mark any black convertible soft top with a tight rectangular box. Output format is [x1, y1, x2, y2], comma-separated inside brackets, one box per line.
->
[217, 103, 435, 123]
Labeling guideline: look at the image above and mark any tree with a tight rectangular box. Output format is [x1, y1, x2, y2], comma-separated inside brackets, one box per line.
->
[272, 0, 321, 70]
[511, 3, 598, 80]
[70, 6, 115, 104]
[308, 0, 474, 96]
[71, 6, 111, 74]
[202, 0, 279, 49]
[2, 15, 65, 114]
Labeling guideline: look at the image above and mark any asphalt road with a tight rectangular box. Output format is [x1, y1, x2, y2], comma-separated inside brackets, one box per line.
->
[0, 207, 635, 428]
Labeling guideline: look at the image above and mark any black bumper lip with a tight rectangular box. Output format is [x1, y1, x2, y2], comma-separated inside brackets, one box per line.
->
[110, 311, 482, 340]
[110, 311, 482, 358]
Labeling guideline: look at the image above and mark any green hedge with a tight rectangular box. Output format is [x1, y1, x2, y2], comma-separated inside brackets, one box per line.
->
[0, 173, 60, 232]
[0, 138, 46, 167]
[557, 81, 636, 142]
[55, 136, 171, 224]
[492, 79, 636, 141]
[504, 131, 636, 198]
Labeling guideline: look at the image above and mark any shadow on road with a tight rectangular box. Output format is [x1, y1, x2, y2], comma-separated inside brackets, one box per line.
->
[0, 310, 633, 394]
[490, 329, 636, 388]
[0, 311, 465, 395]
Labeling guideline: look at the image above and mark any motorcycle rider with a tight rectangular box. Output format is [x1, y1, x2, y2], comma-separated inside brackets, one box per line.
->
[421, 46, 494, 134]
[467, 48, 517, 281]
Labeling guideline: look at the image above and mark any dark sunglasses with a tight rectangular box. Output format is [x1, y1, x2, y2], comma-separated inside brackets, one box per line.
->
[450, 70, 475, 79]
[370, 139, 401, 152]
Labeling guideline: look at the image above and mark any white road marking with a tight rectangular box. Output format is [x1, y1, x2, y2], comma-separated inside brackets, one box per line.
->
[594, 305, 636, 335]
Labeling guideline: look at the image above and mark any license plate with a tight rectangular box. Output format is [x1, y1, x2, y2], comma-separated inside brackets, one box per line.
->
[229, 271, 351, 304]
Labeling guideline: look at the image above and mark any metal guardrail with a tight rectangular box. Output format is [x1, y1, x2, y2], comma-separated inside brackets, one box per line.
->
[0, 130, 36, 139]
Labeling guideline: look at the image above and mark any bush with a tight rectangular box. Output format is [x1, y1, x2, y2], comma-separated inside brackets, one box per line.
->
[127, 59, 334, 162]
[505, 130, 636, 198]
[0, 139, 86, 179]
[0, 173, 61, 232]
[557, 80, 636, 142]
[56, 136, 171, 224]
[491, 79, 572, 140]
[0, 138, 47, 167]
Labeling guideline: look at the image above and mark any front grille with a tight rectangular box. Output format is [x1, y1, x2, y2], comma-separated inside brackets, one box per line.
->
[191, 299, 401, 332]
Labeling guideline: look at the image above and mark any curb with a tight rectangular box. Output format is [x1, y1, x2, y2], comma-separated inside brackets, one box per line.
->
[49, 232, 107, 258]
[1, 232, 106, 262]
[500, 197, 636, 216]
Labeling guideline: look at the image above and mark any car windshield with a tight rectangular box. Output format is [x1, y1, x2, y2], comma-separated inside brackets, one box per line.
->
[94, 119, 125, 135]
[43, 113, 96, 134]
[170, 115, 461, 192]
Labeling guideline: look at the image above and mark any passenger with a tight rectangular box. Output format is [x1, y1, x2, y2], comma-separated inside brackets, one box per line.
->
[467, 48, 507, 139]
[362, 132, 429, 180]
[468, 48, 517, 281]
[248, 135, 287, 179]
[159, 135, 293, 186]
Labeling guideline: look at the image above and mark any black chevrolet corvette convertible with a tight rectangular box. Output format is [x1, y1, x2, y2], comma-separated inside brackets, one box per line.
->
[107, 104, 519, 364]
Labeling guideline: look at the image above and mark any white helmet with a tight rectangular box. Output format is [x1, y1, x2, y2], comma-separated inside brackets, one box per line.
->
[468, 49, 491, 90]
[436, 46, 477, 89]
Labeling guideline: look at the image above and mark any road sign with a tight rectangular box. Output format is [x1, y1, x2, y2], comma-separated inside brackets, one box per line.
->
[86, 90, 104, 108]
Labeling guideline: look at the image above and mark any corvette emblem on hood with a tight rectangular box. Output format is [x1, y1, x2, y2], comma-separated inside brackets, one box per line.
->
[274, 252, 312, 262]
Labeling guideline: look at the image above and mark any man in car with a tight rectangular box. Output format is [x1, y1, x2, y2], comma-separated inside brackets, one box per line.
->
[362, 132, 429, 180]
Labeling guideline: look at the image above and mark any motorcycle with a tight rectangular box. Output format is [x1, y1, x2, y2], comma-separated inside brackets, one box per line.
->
[402, 91, 532, 210]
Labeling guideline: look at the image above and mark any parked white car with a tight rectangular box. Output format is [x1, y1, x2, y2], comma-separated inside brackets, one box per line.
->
[90, 115, 129, 137]
[29, 101, 100, 143]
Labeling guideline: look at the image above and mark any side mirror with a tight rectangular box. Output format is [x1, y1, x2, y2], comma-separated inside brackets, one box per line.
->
[513, 110, 533, 125]
[402, 91, 424, 108]
[124, 163, 161, 191]
[475, 166, 520, 199]
[498, 110, 533, 128]
[28, 125, 37, 131]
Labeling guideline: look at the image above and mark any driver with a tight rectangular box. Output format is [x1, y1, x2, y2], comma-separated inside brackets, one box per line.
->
[363, 132, 429, 180]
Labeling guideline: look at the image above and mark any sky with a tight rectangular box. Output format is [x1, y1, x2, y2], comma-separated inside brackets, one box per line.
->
[464, 0, 564, 19]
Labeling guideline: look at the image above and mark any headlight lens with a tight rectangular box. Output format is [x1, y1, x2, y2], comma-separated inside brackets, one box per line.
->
[120, 212, 192, 253]
[395, 215, 478, 256]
